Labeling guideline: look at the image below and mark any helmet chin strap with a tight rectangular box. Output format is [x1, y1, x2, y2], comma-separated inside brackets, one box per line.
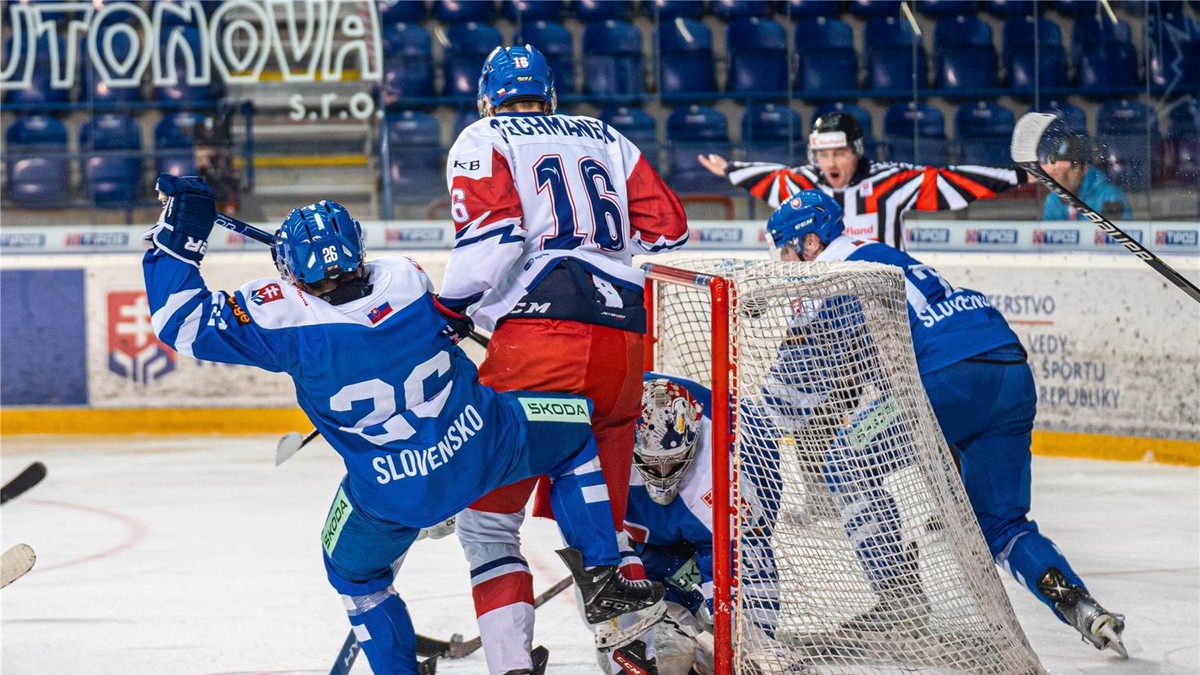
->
[319, 275, 373, 305]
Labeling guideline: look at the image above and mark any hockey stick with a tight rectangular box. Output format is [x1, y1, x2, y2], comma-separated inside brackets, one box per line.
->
[1011, 112, 1200, 304]
[329, 574, 574, 674]
[1, 543, 36, 588]
[1, 461, 47, 505]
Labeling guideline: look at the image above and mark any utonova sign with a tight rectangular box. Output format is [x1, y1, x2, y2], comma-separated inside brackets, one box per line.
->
[1, 0, 384, 91]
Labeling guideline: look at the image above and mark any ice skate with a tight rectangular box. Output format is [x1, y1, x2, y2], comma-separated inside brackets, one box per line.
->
[500, 645, 549, 674]
[1037, 568, 1128, 657]
[840, 542, 930, 633]
[558, 547, 666, 623]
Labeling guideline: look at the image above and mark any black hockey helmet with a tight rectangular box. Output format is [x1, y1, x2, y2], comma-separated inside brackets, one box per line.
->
[808, 112, 865, 163]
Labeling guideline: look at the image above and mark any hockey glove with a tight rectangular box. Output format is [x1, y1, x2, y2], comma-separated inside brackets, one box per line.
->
[144, 173, 216, 267]
[432, 295, 474, 344]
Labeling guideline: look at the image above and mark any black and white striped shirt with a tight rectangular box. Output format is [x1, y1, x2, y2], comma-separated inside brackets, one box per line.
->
[725, 158, 1028, 250]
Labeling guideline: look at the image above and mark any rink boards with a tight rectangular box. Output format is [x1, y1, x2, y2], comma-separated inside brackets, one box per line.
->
[1, 221, 1197, 465]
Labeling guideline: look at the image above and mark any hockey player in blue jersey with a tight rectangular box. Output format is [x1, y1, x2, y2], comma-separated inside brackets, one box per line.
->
[141, 174, 665, 675]
[764, 189, 1128, 657]
[624, 375, 795, 675]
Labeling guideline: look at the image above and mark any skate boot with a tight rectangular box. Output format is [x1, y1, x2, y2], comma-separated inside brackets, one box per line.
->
[558, 547, 666, 623]
[613, 639, 659, 675]
[1037, 568, 1128, 657]
[841, 542, 930, 633]
[500, 645, 550, 675]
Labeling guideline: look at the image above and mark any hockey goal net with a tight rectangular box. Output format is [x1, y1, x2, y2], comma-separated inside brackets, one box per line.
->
[642, 258, 1046, 675]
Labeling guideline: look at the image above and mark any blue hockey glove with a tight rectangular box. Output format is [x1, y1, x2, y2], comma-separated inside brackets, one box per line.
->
[432, 294, 474, 344]
[143, 173, 216, 267]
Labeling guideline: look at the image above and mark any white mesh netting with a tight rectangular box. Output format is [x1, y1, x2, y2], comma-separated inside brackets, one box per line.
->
[648, 259, 1046, 675]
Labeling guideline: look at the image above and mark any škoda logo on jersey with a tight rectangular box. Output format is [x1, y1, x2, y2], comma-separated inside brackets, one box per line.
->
[106, 291, 176, 385]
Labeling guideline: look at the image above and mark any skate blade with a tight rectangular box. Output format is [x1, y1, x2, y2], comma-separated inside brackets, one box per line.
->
[595, 601, 667, 653]
[1096, 621, 1129, 658]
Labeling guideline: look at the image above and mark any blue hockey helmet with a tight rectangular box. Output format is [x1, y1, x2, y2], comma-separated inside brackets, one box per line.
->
[273, 200, 365, 286]
[476, 44, 556, 117]
[766, 189, 845, 254]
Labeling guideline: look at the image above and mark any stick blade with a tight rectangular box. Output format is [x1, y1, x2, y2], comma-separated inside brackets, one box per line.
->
[1, 543, 36, 588]
[275, 432, 304, 466]
[1, 461, 47, 504]
[1011, 112, 1058, 164]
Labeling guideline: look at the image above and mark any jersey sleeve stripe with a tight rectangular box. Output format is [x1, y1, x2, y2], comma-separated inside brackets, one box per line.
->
[916, 167, 941, 210]
[864, 169, 923, 213]
[939, 169, 998, 200]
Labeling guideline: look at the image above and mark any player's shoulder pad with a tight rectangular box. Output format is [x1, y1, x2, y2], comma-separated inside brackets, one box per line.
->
[448, 118, 503, 181]
[235, 277, 313, 328]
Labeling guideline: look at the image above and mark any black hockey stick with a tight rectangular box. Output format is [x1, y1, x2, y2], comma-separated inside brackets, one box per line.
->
[1011, 112, 1200, 304]
[1, 462, 47, 505]
[329, 574, 573, 674]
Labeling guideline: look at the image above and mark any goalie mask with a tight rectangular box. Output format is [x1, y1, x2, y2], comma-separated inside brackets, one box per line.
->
[634, 379, 704, 506]
[477, 44, 557, 117]
[273, 200, 368, 302]
[766, 189, 845, 258]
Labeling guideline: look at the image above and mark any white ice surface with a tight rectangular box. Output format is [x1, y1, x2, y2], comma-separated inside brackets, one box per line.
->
[1, 436, 1197, 675]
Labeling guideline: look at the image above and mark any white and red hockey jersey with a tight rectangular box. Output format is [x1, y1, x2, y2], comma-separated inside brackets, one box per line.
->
[440, 112, 689, 331]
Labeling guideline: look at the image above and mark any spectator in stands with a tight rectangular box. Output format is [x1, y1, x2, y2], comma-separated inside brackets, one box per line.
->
[1038, 130, 1132, 222]
[697, 112, 1029, 249]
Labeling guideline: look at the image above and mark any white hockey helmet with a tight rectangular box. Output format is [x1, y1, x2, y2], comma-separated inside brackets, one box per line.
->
[634, 378, 704, 506]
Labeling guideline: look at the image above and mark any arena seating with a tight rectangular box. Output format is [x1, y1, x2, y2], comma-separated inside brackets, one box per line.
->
[435, 0, 495, 23]
[502, 0, 567, 23]
[381, 23, 436, 104]
[3, 34, 70, 111]
[1072, 14, 1139, 94]
[154, 26, 221, 109]
[956, 100, 1016, 165]
[727, 17, 789, 96]
[659, 18, 718, 96]
[1033, 99, 1089, 135]
[386, 111, 444, 202]
[1165, 98, 1199, 186]
[582, 20, 644, 99]
[794, 17, 858, 93]
[154, 113, 204, 178]
[1097, 98, 1159, 191]
[710, 0, 776, 20]
[576, 0, 634, 21]
[79, 114, 143, 206]
[515, 21, 576, 95]
[1149, 10, 1200, 94]
[377, 0, 427, 23]
[743, 102, 806, 166]
[885, 101, 950, 165]
[865, 16, 930, 94]
[652, 0, 707, 19]
[443, 23, 504, 99]
[935, 15, 999, 93]
[4, 116, 70, 207]
[667, 104, 731, 193]
[1003, 16, 1068, 93]
[600, 106, 660, 168]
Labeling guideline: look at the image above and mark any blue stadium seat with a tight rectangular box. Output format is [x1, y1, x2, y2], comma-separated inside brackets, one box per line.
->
[453, 109, 479, 138]
[1072, 15, 1138, 93]
[1032, 99, 1088, 135]
[434, 0, 494, 23]
[3, 33, 70, 111]
[4, 115, 70, 207]
[381, 23, 435, 105]
[1096, 99, 1159, 191]
[1149, 11, 1200, 94]
[576, 0, 634, 20]
[502, 0, 566, 22]
[1003, 16, 1067, 93]
[711, 0, 776, 19]
[1054, 0, 1096, 16]
[79, 32, 143, 109]
[658, 18, 718, 96]
[667, 105, 732, 193]
[784, 0, 844, 17]
[983, 0, 1030, 15]
[743, 103, 805, 165]
[377, 0, 427, 22]
[727, 17, 789, 95]
[812, 101, 877, 155]
[884, 101, 949, 165]
[80, 114, 143, 206]
[443, 23, 503, 99]
[794, 17, 858, 93]
[848, 0, 897, 17]
[934, 15, 998, 92]
[515, 21, 576, 95]
[582, 20, 644, 99]
[600, 106, 660, 168]
[386, 111, 444, 201]
[918, 0, 978, 16]
[651, 0, 707, 17]
[1165, 98, 1199, 186]
[154, 26, 221, 108]
[155, 112, 204, 177]
[865, 16, 929, 94]
[955, 101, 1015, 166]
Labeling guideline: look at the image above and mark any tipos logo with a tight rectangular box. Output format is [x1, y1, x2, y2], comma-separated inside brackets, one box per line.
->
[107, 291, 176, 384]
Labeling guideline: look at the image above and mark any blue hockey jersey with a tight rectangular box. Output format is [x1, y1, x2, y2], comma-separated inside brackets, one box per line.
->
[143, 251, 531, 528]
[815, 236, 1022, 373]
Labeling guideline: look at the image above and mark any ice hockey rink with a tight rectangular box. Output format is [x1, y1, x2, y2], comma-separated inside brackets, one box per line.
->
[1, 435, 1196, 675]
